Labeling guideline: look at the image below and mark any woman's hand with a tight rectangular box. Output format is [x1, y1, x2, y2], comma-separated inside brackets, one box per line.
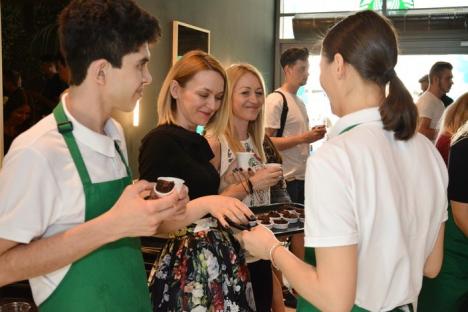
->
[193, 195, 255, 227]
[220, 160, 240, 186]
[240, 225, 280, 260]
[250, 166, 283, 191]
[220, 160, 251, 186]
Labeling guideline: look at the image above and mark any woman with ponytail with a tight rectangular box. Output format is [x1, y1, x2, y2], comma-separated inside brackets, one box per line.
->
[241, 10, 447, 312]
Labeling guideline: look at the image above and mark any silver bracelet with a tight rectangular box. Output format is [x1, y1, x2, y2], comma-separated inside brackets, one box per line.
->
[269, 241, 287, 270]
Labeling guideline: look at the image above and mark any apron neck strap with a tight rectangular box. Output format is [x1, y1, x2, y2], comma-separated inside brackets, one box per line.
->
[53, 102, 92, 186]
[53, 102, 132, 185]
[114, 141, 132, 177]
[339, 123, 361, 135]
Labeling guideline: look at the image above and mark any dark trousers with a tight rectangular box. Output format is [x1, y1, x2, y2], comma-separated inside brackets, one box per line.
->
[286, 179, 304, 204]
[248, 260, 273, 312]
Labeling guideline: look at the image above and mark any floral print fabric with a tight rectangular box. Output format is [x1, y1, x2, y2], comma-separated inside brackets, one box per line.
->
[150, 219, 256, 312]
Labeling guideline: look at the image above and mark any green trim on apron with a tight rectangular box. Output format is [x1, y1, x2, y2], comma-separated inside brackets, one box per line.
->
[297, 122, 414, 312]
[40, 102, 151, 312]
[418, 203, 468, 311]
[339, 123, 361, 135]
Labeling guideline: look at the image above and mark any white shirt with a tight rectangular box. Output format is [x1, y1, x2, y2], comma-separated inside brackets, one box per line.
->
[265, 89, 309, 180]
[416, 91, 445, 133]
[0, 94, 128, 305]
[304, 107, 448, 311]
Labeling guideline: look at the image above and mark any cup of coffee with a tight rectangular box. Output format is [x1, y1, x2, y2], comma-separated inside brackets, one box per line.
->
[236, 152, 255, 170]
[150, 177, 184, 198]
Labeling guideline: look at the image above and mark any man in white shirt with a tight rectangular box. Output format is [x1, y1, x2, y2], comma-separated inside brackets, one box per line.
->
[0, 1, 187, 310]
[265, 47, 326, 308]
[265, 48, 326, 205]
[416, 62, 453, 141]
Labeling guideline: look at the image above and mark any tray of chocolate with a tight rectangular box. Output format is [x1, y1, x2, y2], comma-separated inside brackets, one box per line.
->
[250, 203, 305, 236]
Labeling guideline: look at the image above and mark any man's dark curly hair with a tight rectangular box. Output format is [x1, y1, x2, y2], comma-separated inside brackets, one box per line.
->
[59, 0, 161, 85]
[280, 47, 309, 69]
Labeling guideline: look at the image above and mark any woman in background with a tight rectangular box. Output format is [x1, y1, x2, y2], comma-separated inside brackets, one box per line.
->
[207, 63, 283, 311]
[419, 120, 468, 312]
[242, 10, 447, 311]
[435, 92, 468, 165]
[139, 51, 256, 311]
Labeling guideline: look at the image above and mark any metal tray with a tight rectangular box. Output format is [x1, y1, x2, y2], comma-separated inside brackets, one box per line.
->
[250, 203, 304, 236]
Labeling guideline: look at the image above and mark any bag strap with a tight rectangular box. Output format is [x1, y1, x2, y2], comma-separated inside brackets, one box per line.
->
[273, 90, 288, 137]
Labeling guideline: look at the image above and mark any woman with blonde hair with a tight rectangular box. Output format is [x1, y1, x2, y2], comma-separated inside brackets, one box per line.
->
[207, 63, 283, 311]
[208, 64, 282, 207]
[435, 92, 468, 165]
[139, 51, 256, 311]
[419, 119, 468, 311]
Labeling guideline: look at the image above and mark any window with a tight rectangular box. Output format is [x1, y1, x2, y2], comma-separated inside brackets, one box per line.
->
[300, 54, 468, 150]
[279, 0, 468, 39]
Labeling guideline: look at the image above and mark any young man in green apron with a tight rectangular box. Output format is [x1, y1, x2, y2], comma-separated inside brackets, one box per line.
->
[0, 1, 188, 311]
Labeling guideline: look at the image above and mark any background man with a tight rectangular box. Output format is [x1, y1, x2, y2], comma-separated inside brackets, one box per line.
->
[416, 61, 453, 141]
[265, 47, 326, 205]
[264, 47, 326, 308]
[418, 73, 453, 107]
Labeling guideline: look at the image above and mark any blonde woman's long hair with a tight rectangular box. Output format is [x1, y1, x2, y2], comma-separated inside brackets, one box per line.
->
[157, 50, 229, 136]
[451, 121, 468, 145]
[437, 92, 468, 142]
[223, 63, 266, 162]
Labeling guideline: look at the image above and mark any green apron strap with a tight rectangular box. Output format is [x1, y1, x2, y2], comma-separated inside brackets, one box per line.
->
[53, 102, 92, 186]
[114, 141, 132, 178]
[339, 123, 361, 135]
[53, 102, 133, 183]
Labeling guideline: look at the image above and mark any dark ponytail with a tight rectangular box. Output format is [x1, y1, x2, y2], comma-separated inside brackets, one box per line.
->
[322, 10, 417, 140]
[380, 74, 418, 140]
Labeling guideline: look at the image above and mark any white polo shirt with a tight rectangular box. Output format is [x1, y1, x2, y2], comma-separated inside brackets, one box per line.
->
[304, 107, 448, 311]
[416, 91, 445, 133]
[265, 89, 309, 180]
[0, 94, 128, 305]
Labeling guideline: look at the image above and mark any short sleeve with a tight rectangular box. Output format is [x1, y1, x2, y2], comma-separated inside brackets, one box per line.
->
[416, 97, 434, 120]
[304, 145, 358, 247]
[138, 131, 180, 182]
[448, 138, 468, 203]
[0, 146, 60, 243]
[265, 93, 284, 130]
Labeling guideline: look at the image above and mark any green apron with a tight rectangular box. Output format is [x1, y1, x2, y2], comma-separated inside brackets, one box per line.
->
[297, 123, 414, 312]
[40, 103, 151, 312]
[418, 203, 468, 311]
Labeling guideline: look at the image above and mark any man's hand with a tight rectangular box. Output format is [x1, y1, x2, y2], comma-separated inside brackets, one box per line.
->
[302, 125, 326, 143]
[250, 166, 283, 190]
[103, 180, 188, 239]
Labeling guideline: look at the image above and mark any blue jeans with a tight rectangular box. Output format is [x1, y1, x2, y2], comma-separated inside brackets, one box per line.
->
[286, 180, 304, 204]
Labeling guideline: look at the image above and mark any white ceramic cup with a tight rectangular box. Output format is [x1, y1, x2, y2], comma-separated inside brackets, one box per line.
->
[236, 152, 255, 170]
[153, 177, 185, 197]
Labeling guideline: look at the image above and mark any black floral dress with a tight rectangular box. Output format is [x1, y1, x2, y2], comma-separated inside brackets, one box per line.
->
[139, 124, 256, 312]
